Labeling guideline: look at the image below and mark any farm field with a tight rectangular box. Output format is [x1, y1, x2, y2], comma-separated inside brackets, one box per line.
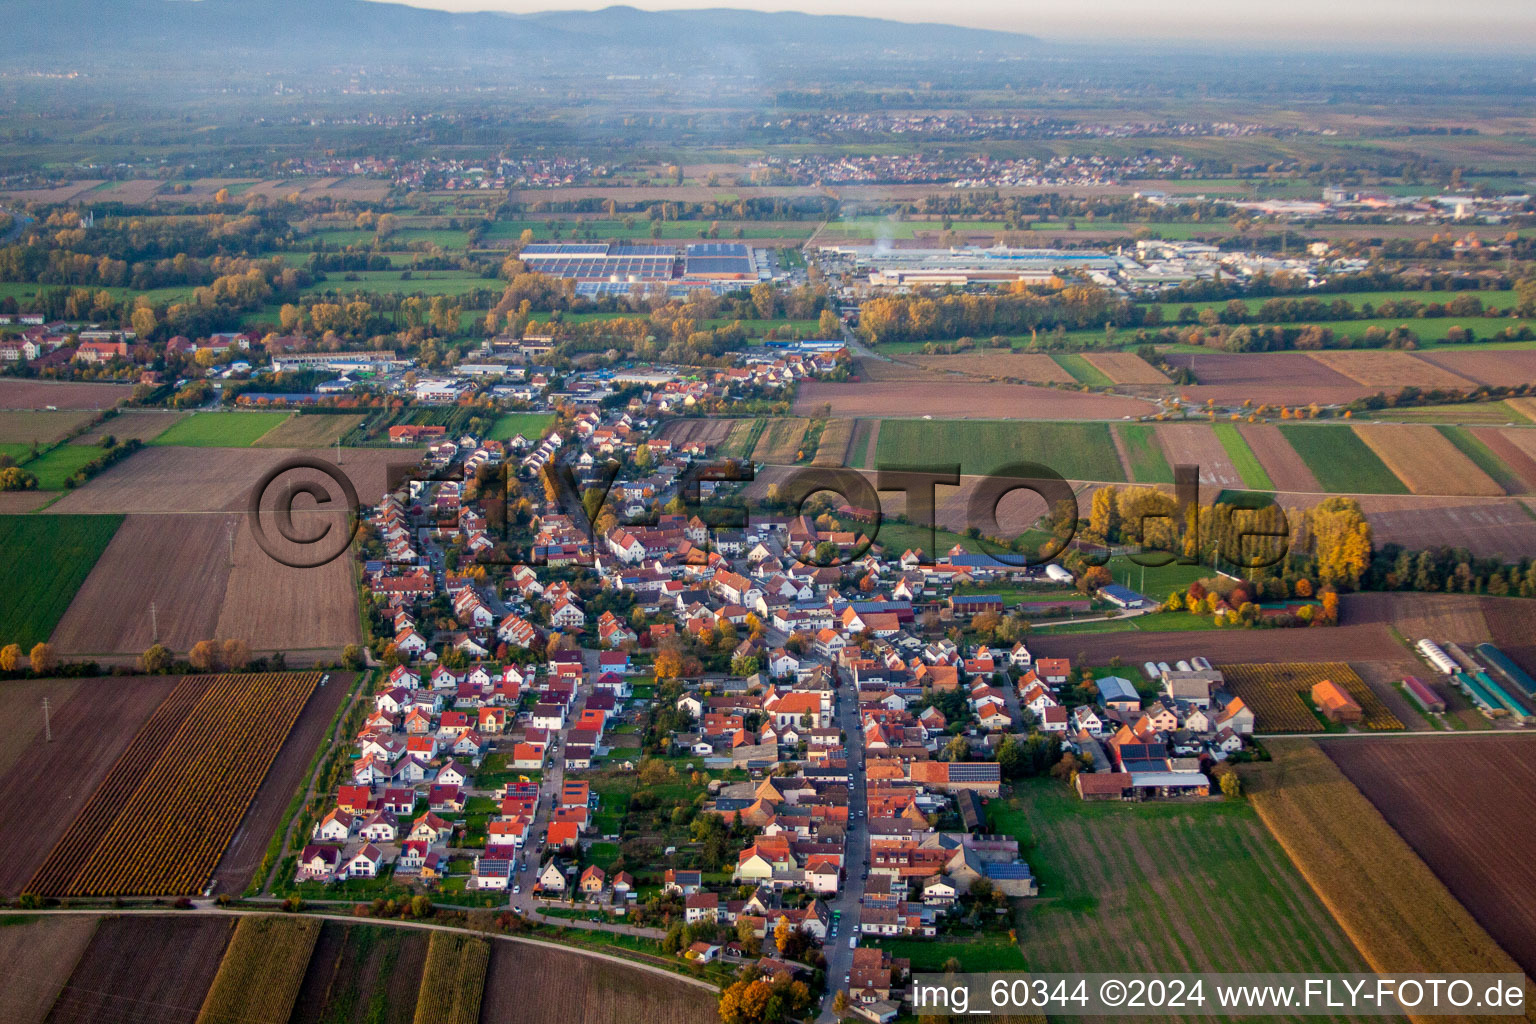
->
[1211, 422, 1273, 489]
[0, 409, 96, 444]
[794, 379, 1154, 420]
[1081, 350, 1169, 384]
[70, 410, 185, 444]
[0, 379, 132, 410]
[149, 410, 294, 447]
[1319, 493, 1536, 561]
[1363, 400, 1531, 424]
[1029, 620, 1402, 666]
[990, 780, 1371, 1023]
[210, 670, 353, 892]
[300, 269, 493, 298]
[214, 509, 363, 653]
[196, 916, 321, 1024]
[875, 419, 1126, 481]
[1417, 349, 1536, 387]
[413, 932, 489, 1024]
[1114, 422, 1173, 483]
[1352, 423, 1503, 496]
[29, 672, 322, 896]
[478, 939, 721, 1024]
[47, 445, 409, 513]
[290, 922, 428, 1024]
[1435, 426, 1527, 494]
[1472, 430, 1536, 493]
[907, 351, 1077, 383]
[721, 417, 764, 459]
[1154, 421, 1243, 488]
[0, 915, 98, 1023]
[657, 417, 734, 449]
[21, 443, 110, 489]
[751, 416, 811, 463]
[0, 514, 122, 649]
[1277, 424, 1410, 494]
[1508, 397, 1536, 421]
[251, 413, 365, 447]
[488, 411, 556, 441]
[1244, 739, 1529, 1014]
[1050, 352, 1114, 386]
[1480, 596, 1536, 681]
[1323, 736, 1536, 976]
[0, 490, 55, 512]
[1218, 662, 1404, 732]
[0, 675, 183, 895]
[812, 417, 855, 466]
[47, 917, 235, 1024]
[1309, 349, 1474, 389]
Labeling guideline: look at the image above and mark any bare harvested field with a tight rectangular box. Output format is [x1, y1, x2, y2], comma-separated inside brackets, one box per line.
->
[70, 410, 184, 445]
[796, 380, 1154, 420]
[1471, 428, 1536, 491]
[0, 916, 97, 1024]
[48, 916, 235, 1024]
[1354, 496, 1536, 559]
[812, 418, 856, 466]
[1352, 423, 1503, 496]
[211, 671, 353, 892]
[1507, 398, 1536, 423]
[1324, 736, 1536, 976]
[1240, 423, 1320, 491]
[0, 490, 56, 512]
[1082, 351, 1169, 384]
[751, 417, 810, 463]
[1341, 592, 1491, 645]
[251, 414, 363, 447]
[1155, 422, 1243, 488]
[907, 352, 1076, 383]
[0, 181, 103, 203]
[1310, 350, 1475, 389]
[1163, 351, 1359, 388]
[479, 941, 719, 1024]
[91, 179, 167, 203]
[511, 184, 819, 203]
[1030, 623, 1403, 664]
[1178, 383, 1378, 407]
[51, 514, 231, 653]
[0, 379, 132, 410]
[290, 922, 428, 1024]
[47, 445, 415, 513]
[0, 410, 97, 444]
[657, 418, 733, 448]
[53, 511, 362, 655]
[1417, 350, 1536, 388]
[1496, 428, 1536, 468]
[0, 674, 182, 895]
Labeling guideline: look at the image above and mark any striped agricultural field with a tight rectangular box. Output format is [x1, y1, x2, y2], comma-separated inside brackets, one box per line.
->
[1352, 423, 1504, 496]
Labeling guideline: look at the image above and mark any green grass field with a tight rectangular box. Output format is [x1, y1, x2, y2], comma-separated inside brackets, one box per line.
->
[1365, 400, 1533, 424]
[1051, 353, 1114, 386]
[149, 411, 292, 447]
[990, 781, 1371, 996]
[301, 269, 495, 298]
[1277, 424, 1410, 494]
[868, 935, 1026, 972]
[488, 412, 556, 441]
[1435, 426, 1524, 493]
[1116, 423, 1174, 483]
[0, 514, 123, 647]
[21, 445, 110, 489]
[1212, 422, 1274, 490]
[1151, 288, 1522, 321]
[875, 419, 1126, 482]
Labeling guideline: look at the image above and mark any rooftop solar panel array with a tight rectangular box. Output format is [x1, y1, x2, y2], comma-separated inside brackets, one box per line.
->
[520, 243, 612, 256]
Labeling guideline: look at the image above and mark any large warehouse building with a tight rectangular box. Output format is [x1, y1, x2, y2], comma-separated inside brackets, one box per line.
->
[519, 241, 770, 297]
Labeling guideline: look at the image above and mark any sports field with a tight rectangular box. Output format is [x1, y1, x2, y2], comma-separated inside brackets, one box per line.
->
[875, 419, 1126, 482]
[488, 412, 557, 441]
[149, 412, 294, 447]
[1276, 424, 1410, 494]
[0, 514, 124, 648]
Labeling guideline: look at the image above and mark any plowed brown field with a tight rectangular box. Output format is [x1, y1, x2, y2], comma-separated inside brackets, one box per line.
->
[1082, 351, 1170, 384]
[795, 380, 1155, 419]
[1310, 350, 1475, 389]
[1352, 423, 1503, 496]
[908, 352, 1076, 383]
[0, 916, 97, 1023]
[478, 941, 719, 1024]
[1471, 428, 1536, 491]
[47, 917, 234, 1024]
[1155, 422, 1243, 488]
[1239, 423, 1320, 491]
[1324, 736, 1536, 977]
[0, 379, 132, 410]
[1417, 350, 1536, 388]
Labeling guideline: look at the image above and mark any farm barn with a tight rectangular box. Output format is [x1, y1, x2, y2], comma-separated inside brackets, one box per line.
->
[1400, 675, 1445, 714]
[1311, 679, 1362, 724]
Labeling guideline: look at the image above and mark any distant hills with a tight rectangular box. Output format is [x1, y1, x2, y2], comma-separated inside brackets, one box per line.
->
[11, 0, 1038, 68]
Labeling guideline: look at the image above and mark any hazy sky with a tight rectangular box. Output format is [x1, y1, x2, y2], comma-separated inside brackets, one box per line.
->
[375, 0, 1536, 48]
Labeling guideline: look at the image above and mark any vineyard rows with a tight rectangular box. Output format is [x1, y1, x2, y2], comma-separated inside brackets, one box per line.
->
[196, 915, 321, 1024]
[1218, 662, 1403, 732]
[30, 672, 320, 897]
